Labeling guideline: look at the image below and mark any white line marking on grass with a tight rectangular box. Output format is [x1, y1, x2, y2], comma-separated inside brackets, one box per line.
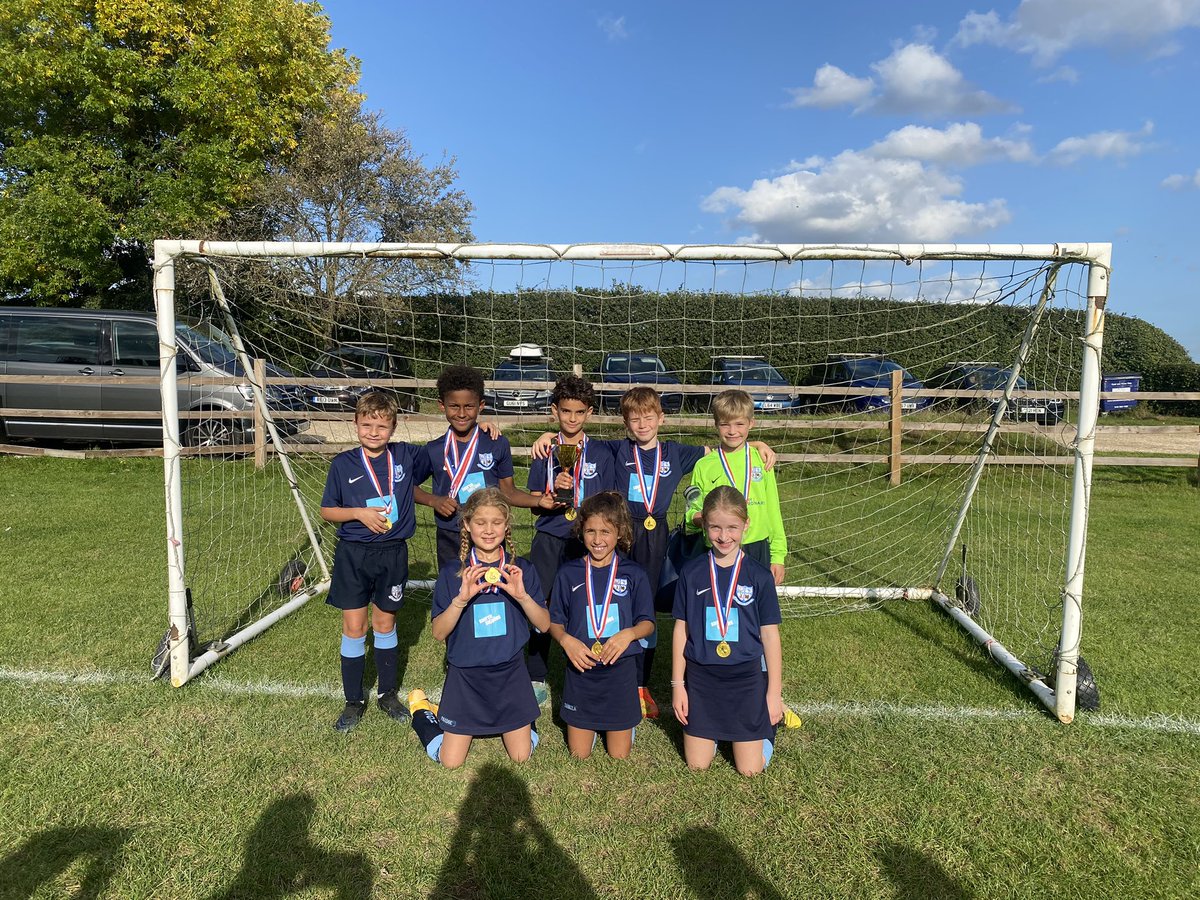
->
[3, 667, 1199, 736]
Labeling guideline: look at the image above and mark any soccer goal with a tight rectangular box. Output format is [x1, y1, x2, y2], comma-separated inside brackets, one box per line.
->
[151, 240, 1109, 724]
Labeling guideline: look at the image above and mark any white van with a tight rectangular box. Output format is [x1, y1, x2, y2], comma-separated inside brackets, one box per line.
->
[0, 307, 308, 445]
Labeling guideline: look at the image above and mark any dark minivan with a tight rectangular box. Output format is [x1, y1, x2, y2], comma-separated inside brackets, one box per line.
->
[0, 307, 308, 445]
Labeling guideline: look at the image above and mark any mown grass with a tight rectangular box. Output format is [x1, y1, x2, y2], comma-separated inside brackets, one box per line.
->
[1, 457, 1198, 898]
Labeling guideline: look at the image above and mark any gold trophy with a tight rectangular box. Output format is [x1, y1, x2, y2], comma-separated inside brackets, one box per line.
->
[555, 443, 578, 506]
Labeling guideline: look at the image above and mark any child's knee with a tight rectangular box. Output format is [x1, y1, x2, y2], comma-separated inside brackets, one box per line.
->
[440, 755, 465, 770]
[608, 746, 631, 760]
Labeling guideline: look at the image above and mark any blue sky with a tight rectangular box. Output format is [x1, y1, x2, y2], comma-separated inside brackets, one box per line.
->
[321, 0, 1199, 358]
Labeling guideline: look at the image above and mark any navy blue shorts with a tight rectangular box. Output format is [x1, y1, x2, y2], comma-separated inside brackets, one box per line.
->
[326, 539, 409, 612]
[437, 654, 540, 736]
[560, 655, 640, 732]
[682, 658, 775, 743]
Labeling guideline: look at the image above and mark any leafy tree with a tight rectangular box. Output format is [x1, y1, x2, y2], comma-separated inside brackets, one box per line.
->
[0, 0, 354, 307]
[216, 88, 476, 356]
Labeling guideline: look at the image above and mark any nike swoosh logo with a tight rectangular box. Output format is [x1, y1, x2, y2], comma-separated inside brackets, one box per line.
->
[349, 475, 364, 484]
[572, 582, 584, 592]
[696, 587, 711, 596]
[624, 462, 636, 468]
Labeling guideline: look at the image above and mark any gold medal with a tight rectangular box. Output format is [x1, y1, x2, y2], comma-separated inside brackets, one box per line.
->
[592, 640, 603, 656]
[484, 567, 501, 585]
[565, 508, 577, 521]
[382, 520, 392, 531]
[716, 640, 731, 658]
[644, 515, 656, 531]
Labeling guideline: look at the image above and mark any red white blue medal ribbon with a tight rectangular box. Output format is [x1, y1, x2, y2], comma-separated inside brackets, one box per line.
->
[444, 426, 481, 498]
[585, 555, 618, 642]
[633, 443, 662, 515]
[470, 547, 506, 593]
[707, 549, 744, 642]
[717, 446, 751, 498]
[359, 446, 394, 514]
[573, 436, 588, 507]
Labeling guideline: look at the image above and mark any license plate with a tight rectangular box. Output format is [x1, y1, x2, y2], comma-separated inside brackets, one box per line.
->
[901, 401, 917, 411]
[760, 401, 784, 410]
[503, 399, 529, 408]
[311, 395, 340, 405]
[1019, 406, 1046, 415]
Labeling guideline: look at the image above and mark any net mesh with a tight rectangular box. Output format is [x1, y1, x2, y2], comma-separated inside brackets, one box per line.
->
[164, 248, 1091, 679]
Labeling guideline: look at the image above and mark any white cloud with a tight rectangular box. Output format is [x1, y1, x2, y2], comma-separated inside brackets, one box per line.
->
[1036, 66, 1079, 84]
[788, 43, 1012, 116]
[702, 150, 1011, 243]
[787, 268, 1010, 304]
[597, 14, 628, 41]
[955, 0, 1200, 64]
[788, 64, 874, 109]
[1161, 169, 1200, 190]
[1046, 121, 1155, 165]
[867, 122, 1035, 166]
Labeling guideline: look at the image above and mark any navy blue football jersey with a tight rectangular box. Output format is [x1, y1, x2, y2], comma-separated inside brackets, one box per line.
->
[321, 442, 433, 542]
[432, 557, 546, 667]
[672, 551, 781, 665]
[526, 438, 617, 538]
[603, 438, 706, 520]
[421, 429, 515, 532]
[550, 555, 654, 659]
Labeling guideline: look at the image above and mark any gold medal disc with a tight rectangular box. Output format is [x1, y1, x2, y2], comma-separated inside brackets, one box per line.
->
[565, 508, 577, 521]
[382, 520, 392, 531]
[716, 640, 731, 658]
[644, 515, 657, 531]
[592, 640, 603, 656]
[484, 567, 501, 585]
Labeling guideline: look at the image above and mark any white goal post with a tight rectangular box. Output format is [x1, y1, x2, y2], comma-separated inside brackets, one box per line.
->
[152, 240, 1110, 724]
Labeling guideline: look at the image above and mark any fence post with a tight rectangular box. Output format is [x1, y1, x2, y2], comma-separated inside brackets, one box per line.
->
[253, 357, 266, 470]
[889, 369, 903, 486]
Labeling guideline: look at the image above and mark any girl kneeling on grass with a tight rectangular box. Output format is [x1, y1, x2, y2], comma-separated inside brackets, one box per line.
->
[410, 488, 549, 768]
[672, 485, 784, 776]
[549, 492, 655, 759]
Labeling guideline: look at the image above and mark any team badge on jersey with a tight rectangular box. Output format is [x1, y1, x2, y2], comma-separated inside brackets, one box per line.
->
[478, 452, 494, 471]
[659, 461, 671, 477]
[735, 585, 755, 605]
[612, 577, 629, 597]
[394, 463, 406, 482]
[582, 462, 598, 479]
[752, 466, 763, 482]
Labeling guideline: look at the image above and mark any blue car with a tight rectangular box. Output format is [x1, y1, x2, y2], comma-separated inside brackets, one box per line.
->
[595, 352, 685, 413]
[705, 356, 804, 414]
[926, 362, 1064, 423]
[801, 354, 932, 414]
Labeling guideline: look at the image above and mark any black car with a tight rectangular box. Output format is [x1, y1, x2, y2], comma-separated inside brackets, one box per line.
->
[800, 354, 933, 414]
[306, 343, 418, 414]
[595, 352, 685, 413]
[704, 356, 803, 414]
[925, 362, 1064, 423]
[484, 344, 556, 414]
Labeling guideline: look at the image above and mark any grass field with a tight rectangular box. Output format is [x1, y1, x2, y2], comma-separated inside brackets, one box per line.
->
[1, 456, 1199, 899]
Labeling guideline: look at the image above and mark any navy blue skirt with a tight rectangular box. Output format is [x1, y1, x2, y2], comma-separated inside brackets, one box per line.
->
[560, 655, 640, 732]
[683, 658, 773, 742]
[437, 653, 540, 736]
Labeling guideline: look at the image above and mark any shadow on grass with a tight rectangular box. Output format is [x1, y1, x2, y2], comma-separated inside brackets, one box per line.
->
[0, 825, 131, 900]
[672, 826, 783, 900]
[431, 763, 596, 900]
[876, 841, 972, 899]
[210, 793, 371, 900]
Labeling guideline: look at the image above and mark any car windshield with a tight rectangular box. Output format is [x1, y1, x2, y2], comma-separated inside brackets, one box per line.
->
[971, 368, 1028, 390]
[176, 321, 239, 367]
[318, 347, 388, 374]
[606, 354, 665, 375]
[841, 358, 904, 378]
[722, 360, 787, 383]
[493, 362, 553, 382]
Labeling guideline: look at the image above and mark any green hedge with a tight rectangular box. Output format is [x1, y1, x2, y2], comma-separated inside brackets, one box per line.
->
[1141, 362, 1200, 416]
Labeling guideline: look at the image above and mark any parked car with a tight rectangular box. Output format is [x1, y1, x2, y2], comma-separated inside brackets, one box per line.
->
[800, 353, 933, 414]
[703, 356, 804, 414]
[306, 343, 417, 415]
[483, 344, 556, 414]
[595, 352, 684, 413]
[925, 362, 1064, 423]
[0, 307, 308, 446]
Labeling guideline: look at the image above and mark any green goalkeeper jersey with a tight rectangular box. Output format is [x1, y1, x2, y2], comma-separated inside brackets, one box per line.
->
[685, 444, 787, 565]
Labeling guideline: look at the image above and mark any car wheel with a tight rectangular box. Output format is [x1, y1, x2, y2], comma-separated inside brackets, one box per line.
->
[183, 413, 243, 448]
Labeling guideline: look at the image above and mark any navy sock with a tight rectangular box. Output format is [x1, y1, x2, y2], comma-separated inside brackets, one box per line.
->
[340, 655, 366, 703]
[373, 628, 399, 695]
[411, 708, 444, 760]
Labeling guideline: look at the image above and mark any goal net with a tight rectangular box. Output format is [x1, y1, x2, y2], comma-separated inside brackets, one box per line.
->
[152, 241, 1109, 724]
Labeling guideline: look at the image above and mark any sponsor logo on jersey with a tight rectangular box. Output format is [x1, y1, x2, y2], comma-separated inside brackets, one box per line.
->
[735, 585, 755, 605]
[612, 577, 629, 597]
[390, 585, 404, 602]
[478, 452, 494, 471]
[479, 613, 502, 627]
[439, 715, 457, 727]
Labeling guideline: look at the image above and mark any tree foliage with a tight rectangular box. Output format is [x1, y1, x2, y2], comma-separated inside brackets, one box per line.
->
[0, 0, 354, 307]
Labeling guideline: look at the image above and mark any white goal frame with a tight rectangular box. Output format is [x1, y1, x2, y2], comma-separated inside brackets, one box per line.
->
[153, 240, 1111, 724]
